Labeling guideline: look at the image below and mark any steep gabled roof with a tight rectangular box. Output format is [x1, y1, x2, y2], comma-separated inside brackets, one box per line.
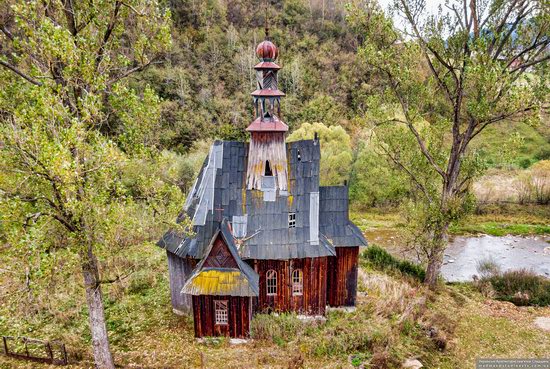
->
[158, 139, 336, 260]
[319, 186, 368, 247]
[182, 219, 259, 297]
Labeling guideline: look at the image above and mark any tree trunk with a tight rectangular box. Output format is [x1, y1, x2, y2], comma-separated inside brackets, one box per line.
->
[81, 247, 115, 369]
[423, 225, 449, 288]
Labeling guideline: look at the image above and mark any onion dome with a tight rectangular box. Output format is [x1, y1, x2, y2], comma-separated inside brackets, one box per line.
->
[256, 40, 278, 61]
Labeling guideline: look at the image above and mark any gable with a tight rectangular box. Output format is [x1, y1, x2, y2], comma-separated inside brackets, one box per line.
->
[203, 234, 239, 269]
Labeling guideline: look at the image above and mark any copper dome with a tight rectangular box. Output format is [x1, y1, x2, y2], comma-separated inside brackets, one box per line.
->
[256, 40, 278, 61]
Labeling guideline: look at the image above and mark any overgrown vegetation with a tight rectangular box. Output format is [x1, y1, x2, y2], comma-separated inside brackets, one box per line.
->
[475, 260, 550, 307]
[362, 245, 426, 281]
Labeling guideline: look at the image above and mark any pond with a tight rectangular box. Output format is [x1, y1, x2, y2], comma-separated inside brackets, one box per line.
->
[362, 230, 550, 282]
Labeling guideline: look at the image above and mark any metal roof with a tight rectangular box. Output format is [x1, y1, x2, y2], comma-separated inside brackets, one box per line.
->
[246, 117, 288, 132]
[158, 139, 365, 260]
[319, 186, 368, 247]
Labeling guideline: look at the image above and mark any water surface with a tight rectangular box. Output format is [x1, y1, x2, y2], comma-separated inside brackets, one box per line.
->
[442, 235, 550, 282]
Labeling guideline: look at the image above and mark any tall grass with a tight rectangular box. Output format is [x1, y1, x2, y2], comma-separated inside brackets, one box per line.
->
[250, 313, 302, 346]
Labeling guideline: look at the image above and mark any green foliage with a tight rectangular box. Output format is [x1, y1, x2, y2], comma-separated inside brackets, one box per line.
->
[346, 1, 549, 283]
[136, 0, 371, 151]
[0, 2, 188, 365]
[451, 222, 550, 236]
[250, 313, 302, 345]
[350, 141, 411, 207]
[288, 122, 353, 185]
[362, 245, 426, 281]
[299, 94, 346, 127]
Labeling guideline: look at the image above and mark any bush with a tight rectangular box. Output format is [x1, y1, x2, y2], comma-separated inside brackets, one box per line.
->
[479, 269, 550, 307]
[476, 257, 501, 279]
[362, 245, 426, 281]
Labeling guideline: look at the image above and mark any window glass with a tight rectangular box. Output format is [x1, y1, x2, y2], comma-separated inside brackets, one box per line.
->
[288, 212, 296, 228]
[266, 269, 277, 295]
[214, 300, 228, 325]
[292, 269, 303, 296]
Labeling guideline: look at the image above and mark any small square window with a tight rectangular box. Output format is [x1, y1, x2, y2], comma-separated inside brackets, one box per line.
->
[214, 300, 228, 325]
[288, 213, 296, 228]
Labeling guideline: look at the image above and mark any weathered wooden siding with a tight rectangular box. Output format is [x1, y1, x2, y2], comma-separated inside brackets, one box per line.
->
[167, 251, 196, 314]
[192, 295, 251, 338]
[246, 132, 288, 191]
[251, 257, 327, 315]
[327, 247, 359, 307]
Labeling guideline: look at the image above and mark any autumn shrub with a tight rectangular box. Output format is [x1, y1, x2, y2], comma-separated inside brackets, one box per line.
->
[477, 268, 550, 307]
[490, 270, 550, 306]
[476, 257, 501, 279]
[362, 245, 426, 281]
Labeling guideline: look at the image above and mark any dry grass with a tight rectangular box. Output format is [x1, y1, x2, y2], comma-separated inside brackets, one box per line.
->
[448, 298, 550, 367]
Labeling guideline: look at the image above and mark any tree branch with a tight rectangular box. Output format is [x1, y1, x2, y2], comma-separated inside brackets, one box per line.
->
[510, 54, 550, 73]
[107, 57, 162, 85]
[468, 105, 536, 143]
[378, 143, 433, 203]
[0, 60, 43, 86]
[96, 1, 122, 68]
[387, 75, 447, 180]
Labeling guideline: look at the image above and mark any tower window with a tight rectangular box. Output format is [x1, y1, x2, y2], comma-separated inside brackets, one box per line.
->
[288, 212, 296, 228]
[297, 149, 301, 162]
[266, 270, 277, 295]
[214, 300, 228, 325]
[292, 269, 303, 296]
[265, 160, 273, 176]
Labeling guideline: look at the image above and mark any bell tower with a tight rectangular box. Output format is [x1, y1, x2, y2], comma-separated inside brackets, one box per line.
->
[246, 37, 289, 191]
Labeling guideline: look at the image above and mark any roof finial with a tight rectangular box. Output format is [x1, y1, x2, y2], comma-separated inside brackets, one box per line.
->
[264, 0, 269, 39]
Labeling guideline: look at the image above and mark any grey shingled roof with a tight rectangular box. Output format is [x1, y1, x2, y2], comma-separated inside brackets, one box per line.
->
[182, 219, 259, 296]
[319, 186, 368, 247]
[158, 139, 349, 260]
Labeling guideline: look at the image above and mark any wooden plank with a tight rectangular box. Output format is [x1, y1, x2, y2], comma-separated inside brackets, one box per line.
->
[167, 252, 195, 314]
[255, 258, 327, 315]
[1, 336, 67, 366]
[327, 247, 359, 307]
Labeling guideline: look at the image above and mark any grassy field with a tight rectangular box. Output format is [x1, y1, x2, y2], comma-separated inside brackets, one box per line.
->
[1, 242, 549, 369]
[473, 119, 550, 168]
[351, 203, 550, 240]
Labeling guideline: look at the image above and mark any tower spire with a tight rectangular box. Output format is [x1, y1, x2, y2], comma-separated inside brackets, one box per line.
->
[246, 31, 289, 191]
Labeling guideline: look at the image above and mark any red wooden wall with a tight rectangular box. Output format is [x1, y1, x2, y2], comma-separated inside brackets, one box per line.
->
[192, 295, 251, 338]
[327, 246, 359, 307]
[251, 257, 327, 315]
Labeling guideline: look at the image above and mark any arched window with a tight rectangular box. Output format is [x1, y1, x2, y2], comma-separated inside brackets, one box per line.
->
[292, 269, 303, 296]
[266, 269, 277, 296]
[264, 160, 273, 176]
